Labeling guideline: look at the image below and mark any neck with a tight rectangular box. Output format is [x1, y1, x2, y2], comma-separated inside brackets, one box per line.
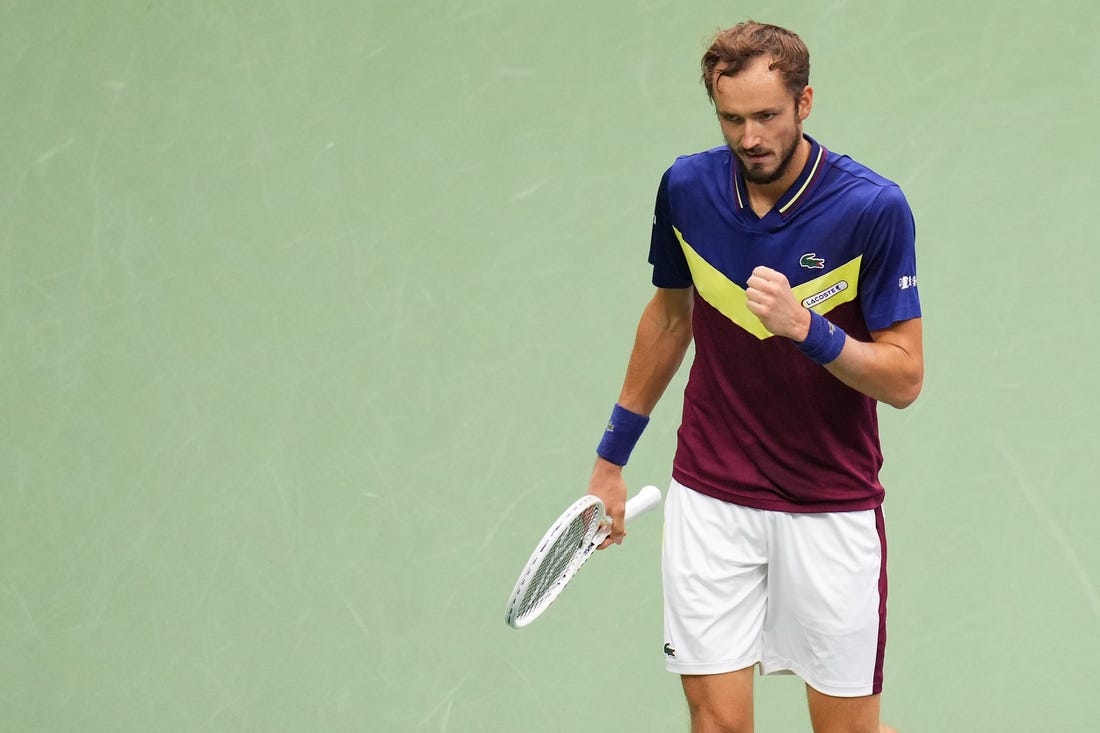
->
[745, 136, 811, 209]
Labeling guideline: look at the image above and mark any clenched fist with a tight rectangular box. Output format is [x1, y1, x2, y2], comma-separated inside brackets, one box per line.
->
[745, 266, 812, 341]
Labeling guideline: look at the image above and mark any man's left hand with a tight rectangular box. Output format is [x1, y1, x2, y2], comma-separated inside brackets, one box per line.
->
[745, 266, 812, 341]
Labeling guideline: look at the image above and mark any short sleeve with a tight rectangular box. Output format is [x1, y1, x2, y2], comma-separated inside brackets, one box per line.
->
[648, 168, 693, 288]
[858, 185, 921, 331]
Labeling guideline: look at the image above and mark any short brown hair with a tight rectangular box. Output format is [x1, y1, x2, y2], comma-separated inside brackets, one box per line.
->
[701, 21, 810, 100]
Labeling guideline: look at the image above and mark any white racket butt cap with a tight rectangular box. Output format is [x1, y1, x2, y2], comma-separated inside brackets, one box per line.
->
[624, 484, 662, 522]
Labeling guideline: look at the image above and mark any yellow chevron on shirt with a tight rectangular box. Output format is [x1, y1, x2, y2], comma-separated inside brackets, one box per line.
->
[674, 227, 862, 340]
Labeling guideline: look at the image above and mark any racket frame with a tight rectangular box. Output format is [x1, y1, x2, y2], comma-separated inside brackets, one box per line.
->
[504, 485, 662, 628]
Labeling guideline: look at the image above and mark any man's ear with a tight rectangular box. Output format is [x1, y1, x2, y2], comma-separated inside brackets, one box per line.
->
[798, 85, 814, 121]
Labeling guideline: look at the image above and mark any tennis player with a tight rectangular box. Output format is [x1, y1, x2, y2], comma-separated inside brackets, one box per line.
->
[588, 21, 922, 733]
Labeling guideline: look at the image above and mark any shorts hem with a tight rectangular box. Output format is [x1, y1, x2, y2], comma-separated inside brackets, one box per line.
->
[666, 656, 759, 677]
[761, 657, 876, 698]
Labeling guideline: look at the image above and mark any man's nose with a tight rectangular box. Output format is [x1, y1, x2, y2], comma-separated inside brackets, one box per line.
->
[741, 120, 762, 150]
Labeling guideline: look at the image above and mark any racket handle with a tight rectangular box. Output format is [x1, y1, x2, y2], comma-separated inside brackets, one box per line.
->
[624, 484, 662, 523]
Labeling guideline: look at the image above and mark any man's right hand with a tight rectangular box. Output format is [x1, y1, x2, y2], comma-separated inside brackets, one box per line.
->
[588, 457, 628, 549]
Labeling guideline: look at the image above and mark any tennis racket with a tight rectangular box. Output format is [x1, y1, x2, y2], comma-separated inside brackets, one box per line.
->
[504, 484, 663, 629]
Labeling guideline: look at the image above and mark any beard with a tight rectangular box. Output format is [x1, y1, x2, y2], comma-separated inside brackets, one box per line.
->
[735, 130, 801, 185]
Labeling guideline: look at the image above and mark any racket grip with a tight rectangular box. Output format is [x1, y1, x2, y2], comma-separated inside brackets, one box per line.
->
[623, 484, 662, 523]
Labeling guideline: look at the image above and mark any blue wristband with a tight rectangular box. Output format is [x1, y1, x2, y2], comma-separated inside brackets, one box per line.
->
[797, 311, 847, 365]
[596, 404, 649, 466]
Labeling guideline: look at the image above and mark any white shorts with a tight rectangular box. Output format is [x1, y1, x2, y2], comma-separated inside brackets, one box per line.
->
[661, 479, 887, 697]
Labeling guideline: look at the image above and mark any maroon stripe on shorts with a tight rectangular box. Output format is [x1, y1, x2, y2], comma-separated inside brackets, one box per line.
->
[872, 507, 888, 695]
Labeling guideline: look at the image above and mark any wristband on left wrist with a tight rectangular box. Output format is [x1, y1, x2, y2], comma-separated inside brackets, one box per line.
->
[796, 310, 847, 365]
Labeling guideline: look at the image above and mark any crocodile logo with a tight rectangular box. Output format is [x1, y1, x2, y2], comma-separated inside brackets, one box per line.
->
[799, 252, 825, 269]
[663, 643, 677, 658]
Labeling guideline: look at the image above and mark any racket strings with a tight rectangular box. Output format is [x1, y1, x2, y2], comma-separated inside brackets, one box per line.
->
[516, 506, 601, 619]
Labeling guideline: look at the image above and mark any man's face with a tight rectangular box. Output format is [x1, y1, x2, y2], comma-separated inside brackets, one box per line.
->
[713, 56, 812, 186]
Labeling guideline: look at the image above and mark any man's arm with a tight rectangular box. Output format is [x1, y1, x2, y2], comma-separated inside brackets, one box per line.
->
[827, 317, 923, 408]
[745, 265, 923, 409]
[589, 286, 694, 546]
